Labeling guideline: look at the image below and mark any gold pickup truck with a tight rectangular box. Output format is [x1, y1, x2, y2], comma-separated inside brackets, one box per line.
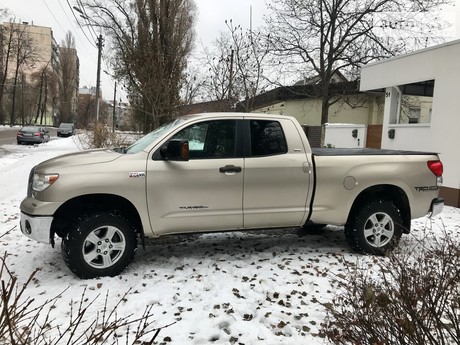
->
[20, 113, 444, 278]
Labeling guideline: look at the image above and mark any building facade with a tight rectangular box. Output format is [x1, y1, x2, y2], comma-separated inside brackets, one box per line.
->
[1, 21, 60, 125]
[1, 21, 79, 126]
[360, 39, 460, 207]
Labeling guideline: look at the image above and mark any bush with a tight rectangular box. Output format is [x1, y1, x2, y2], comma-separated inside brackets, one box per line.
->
[0, 230, 169, 345]
[75, 122, 137, 150]
[321, 233, 460, 345]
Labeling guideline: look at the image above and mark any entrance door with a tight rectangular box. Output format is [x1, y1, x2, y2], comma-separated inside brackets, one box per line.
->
[366, 125, 383, 148]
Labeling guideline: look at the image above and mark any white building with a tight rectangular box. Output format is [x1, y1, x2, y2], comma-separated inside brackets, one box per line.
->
[360, 39, 460, 207]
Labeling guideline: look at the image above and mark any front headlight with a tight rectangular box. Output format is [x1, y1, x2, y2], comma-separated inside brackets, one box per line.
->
[32, 173, 59, 192]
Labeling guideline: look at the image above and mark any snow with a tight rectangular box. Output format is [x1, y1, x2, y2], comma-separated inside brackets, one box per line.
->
[1, 135, 459, 344]
[0, 124, 21, 131]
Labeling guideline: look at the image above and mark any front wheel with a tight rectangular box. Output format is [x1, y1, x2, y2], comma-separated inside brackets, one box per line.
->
[345, 200, 403, 255]
[62, 212, 137, 279]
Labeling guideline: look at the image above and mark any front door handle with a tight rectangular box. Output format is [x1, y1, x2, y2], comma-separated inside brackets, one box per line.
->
[219, 165, 242, 173]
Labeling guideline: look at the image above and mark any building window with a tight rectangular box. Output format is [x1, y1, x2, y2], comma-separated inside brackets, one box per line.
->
[393, 80, 434, 125]
[408, 107, 421, 123]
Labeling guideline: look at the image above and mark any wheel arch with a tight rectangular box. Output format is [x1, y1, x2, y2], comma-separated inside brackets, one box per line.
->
[347, 184, 411, 234]
[51, 193, 144, 244]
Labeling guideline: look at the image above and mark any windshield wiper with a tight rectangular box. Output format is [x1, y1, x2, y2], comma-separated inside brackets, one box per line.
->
[112, 147, 127, 154]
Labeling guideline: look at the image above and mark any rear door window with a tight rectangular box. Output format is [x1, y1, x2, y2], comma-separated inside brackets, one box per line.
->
[249, 120, 288, 156]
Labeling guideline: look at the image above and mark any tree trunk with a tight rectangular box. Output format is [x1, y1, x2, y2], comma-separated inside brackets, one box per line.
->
[40, 80, 48, 125]
[321, 97, 329, 125]
[10, 66, 19, 125]
[35, 73, 44, 124]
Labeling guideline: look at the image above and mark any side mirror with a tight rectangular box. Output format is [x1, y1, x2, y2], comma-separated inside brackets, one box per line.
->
[160, 139, 189, 161]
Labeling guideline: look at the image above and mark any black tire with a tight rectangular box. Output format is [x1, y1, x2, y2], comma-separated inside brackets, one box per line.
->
[61, 212, 137, 279]
[345, 200, 403, 255]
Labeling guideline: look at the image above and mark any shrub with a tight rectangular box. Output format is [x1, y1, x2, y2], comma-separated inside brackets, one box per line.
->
[75, 122, 137, 150]
[321, 233, 460, 345]
[0, 232, 168, 345]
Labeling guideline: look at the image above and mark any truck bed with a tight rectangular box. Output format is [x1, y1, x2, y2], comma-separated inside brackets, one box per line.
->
[312, 148, 438, 156]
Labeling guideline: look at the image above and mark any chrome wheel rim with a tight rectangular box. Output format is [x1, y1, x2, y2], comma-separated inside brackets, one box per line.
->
[363, 212, 394, 248]
[82, 226, 126, 269]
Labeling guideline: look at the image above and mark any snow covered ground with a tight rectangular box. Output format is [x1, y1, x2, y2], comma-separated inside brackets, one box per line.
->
[0, 134, 459, 344]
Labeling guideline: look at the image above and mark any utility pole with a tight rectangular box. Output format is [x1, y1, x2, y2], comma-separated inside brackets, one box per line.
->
[112, 81, 116, 132]
[228, 49, 234, 101]
[95, 34, 103, 123]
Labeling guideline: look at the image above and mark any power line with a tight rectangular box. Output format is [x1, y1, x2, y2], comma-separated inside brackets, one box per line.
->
[65, 0, 96, 48]
[77, 0, 99, 39]
[41, 0, 68, 36]
[56, 0, 90, 48]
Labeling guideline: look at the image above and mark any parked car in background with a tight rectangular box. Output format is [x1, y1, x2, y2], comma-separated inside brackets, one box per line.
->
[17, 126, 50, 145]
[57, 123, 75, 137]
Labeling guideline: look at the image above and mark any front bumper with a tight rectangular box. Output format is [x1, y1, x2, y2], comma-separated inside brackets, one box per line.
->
[57, 131, 73, 136]
[429, 197, 444, 217]
[20, 211, 53, 244]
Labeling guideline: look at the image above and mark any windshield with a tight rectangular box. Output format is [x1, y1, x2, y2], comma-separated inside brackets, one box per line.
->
[59, 123, 73, 129]
[21, 126, 41, 132]
[125, 118, 187, 154]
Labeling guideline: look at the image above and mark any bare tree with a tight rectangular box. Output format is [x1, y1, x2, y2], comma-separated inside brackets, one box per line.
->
[0, 16, 21, 124]
[58, 32, 78, 124]
[0, 11, 13, 124]
[226, 20, 270, 111]
[76, 93, 96, 128]
[180, 62, 206, 105]
[30, 64, 58, 125]
[4, 22, 36, 125]
[267, 0, 453, 125]
[76, 0, 197, 132]
[201, 32, 234, 102]
[200, 20, 270, 110]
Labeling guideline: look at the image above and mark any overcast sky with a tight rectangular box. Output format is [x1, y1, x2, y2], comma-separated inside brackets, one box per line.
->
[0, 0, 269, 101]
[1, 0, 459, 102]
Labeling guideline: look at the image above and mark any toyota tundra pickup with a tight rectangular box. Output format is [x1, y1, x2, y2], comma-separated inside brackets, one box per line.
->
[20, 113, 444, 278]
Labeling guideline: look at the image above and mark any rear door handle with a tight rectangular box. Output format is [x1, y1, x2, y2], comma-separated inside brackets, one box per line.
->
[219, 165, 242, 173]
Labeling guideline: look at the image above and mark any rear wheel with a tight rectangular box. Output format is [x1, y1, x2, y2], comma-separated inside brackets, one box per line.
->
[62, 212, 137, 279]
[345, 200, 403, 255]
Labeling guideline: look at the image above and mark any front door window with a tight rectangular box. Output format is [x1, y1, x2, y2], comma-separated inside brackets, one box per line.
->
[172, 120, 237, 159]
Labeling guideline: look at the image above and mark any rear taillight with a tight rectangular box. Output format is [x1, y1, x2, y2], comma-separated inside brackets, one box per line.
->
[427, 160, 443, 177]
[34, 132, 41, 136]
[428, 160, 443, 187]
